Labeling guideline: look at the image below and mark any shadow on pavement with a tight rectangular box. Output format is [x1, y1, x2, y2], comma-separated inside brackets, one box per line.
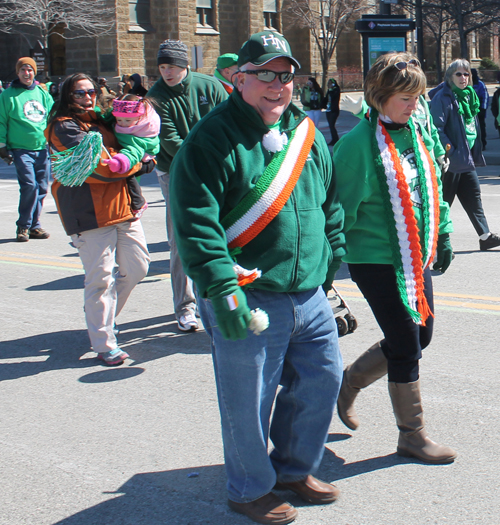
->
[26, 274, 84, 291]
[0, 315, 211, 382]
[51, 446, 406, 524]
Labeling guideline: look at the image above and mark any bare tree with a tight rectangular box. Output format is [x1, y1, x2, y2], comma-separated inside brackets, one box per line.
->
[420, 0, 500, 59]
[414, 0, 455, 81]
[283, 0, 365, 92]
[0, 0, 115, 50]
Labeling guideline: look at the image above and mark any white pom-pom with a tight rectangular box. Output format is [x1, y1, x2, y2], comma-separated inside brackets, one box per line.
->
[262, 129, 288, 153]
[248, 308, 270, 335]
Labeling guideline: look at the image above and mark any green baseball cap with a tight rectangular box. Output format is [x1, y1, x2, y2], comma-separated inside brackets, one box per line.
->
[238, 31, 301, 69]
[217, 53, 238, 69]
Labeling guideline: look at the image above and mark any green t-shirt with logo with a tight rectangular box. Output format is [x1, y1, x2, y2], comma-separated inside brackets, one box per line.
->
[0, 83, 53, 150]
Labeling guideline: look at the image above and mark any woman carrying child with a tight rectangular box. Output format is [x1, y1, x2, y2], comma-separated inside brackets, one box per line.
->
[46, 73, 155, 366]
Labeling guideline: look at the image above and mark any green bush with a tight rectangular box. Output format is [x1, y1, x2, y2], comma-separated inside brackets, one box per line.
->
[479, 57, 499, 70]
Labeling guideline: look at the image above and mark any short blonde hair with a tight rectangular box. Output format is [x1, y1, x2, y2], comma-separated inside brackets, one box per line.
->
[444, 59, 472, 87]
[364, 52, 426, 113]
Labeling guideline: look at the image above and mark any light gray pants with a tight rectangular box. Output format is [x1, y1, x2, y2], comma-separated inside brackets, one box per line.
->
[71, 220, 150, 354]
[157, 169, 196, 318]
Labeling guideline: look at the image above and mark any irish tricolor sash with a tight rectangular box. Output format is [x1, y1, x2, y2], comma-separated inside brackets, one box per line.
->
[221, 117, 315, 249]
[372, 113, 440, 325]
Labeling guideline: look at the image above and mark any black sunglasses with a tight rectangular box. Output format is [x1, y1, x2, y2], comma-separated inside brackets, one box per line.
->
[394, 59, 420, 71]
[455, 72, 470, 77]
[72, 89, 97, 99]
[240, 70, 294, 84]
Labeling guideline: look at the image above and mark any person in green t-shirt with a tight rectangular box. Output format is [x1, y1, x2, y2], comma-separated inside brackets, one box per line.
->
[0, 57, 54, 242]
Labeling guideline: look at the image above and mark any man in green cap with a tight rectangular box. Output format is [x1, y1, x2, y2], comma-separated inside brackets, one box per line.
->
[214, 53, 239, 94]
[170, 31, 345, 524]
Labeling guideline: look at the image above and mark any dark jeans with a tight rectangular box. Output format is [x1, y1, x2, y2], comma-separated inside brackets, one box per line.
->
[349, 264, 434, 383]
[12, 147, 50, 230]
[326, 111, 340, 145]
[441, 170, 489, 236]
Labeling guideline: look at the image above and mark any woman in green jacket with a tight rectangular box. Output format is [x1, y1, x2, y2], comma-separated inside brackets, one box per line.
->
[333, 52, 457, 465]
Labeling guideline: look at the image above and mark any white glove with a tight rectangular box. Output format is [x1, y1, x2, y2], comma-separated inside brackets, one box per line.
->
[340, 95, 364, 115]
[437, 155, 450, 173]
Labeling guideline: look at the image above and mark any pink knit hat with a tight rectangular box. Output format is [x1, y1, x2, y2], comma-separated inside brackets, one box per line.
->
[112, 98, 146, 118]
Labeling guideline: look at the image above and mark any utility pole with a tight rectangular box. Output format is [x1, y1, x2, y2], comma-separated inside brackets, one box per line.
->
[415, 0, 424, 67]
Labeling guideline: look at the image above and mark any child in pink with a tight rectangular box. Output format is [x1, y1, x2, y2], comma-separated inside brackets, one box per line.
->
[102, 95, 161, 217]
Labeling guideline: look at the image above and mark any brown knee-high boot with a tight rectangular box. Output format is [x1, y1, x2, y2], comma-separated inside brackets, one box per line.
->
[388, 380, 457, 464]
[337, 342, 388, 430]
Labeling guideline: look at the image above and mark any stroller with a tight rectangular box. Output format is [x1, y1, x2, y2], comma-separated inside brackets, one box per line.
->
[327, 284, 358, 336]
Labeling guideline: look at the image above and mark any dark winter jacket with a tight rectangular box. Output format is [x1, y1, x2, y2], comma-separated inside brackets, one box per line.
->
[428, 83, 485, 173]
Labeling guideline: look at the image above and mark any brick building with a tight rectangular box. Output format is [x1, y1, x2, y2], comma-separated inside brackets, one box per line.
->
[0, 0, 344, 86]
[0, 1, 498, 88]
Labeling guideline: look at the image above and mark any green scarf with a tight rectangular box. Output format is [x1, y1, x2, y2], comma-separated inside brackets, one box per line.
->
[451, 84, 480, 123]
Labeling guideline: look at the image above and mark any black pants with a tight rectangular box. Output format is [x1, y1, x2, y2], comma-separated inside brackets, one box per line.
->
[478, 108, 487, 147]
[127, 175, 146, 212]
[326, 111, 340, 145]
[441, 170, 489, 236]
[349, 264, 434, 383]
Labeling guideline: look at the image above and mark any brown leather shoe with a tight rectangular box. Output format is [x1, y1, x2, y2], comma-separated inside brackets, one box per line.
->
[228, 492, 298, 524]
[274, 475, 340, 504]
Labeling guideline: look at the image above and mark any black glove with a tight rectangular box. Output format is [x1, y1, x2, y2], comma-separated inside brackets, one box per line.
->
[136, 159, 156, 175]
[0, 147, 13, 165]
[433, 233, 453, 274]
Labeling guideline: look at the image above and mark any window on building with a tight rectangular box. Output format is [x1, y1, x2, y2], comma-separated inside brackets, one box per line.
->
[197, 0, 214, 28]
[264, 0, 278, 30]
[129, 0, 152, 31]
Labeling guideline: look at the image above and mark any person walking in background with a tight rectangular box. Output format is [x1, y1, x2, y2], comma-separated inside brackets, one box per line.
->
[170, 31, 345, 525]
[429, 59, 500, 251]
[323, 77, 341, 145]
[214, 53, 239, 94]
[491, 84, 500, 139]
[333, 52, 457, 465]
[148, 39, 228, 333]
[0, 57, 53, 242]
[300, 77, 323, 127]
[128, 73, 148, 97]
[46, 73, 154, 366]
[471, 68, 488, 150]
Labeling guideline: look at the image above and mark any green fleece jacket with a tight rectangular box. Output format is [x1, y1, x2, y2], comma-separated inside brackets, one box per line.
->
[0, 80, 53, 150]
[170, 90, 346, 297]
[333, 118, 452, 265]
[147, 69, 228, 172]
[114, 132, 160, 165]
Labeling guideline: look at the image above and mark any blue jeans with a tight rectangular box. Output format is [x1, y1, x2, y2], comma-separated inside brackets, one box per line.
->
[198, 286, 343, 503]
[12, 148, 50, 230]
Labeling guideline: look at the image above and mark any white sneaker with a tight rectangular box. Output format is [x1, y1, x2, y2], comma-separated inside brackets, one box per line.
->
[178, 312, 199, 332]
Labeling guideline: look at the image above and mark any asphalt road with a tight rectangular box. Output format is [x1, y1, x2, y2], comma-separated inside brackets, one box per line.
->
[0, 106, 499, 525]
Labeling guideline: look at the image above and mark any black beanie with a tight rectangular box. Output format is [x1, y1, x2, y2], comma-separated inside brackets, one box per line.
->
[157, 40, 189, 68]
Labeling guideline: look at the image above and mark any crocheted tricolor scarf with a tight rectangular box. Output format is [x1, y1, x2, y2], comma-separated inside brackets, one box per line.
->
[371, 109, 440, 325]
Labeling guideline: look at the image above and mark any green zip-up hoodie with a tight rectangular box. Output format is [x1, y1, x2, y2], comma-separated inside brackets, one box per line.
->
[170, 90, 346, 297]
[147, 69, 228, 172]
[333, 118, 452, 265]
[0, 80, 53, 150]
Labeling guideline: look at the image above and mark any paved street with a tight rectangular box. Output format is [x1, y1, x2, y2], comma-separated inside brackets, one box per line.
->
[1, 103, 499, 525]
